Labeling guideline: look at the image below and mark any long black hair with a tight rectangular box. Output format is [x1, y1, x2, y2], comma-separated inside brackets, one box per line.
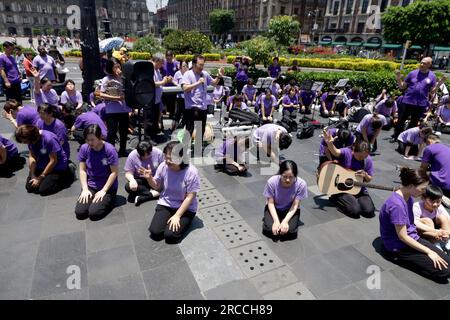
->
[278, 160, 298, 177]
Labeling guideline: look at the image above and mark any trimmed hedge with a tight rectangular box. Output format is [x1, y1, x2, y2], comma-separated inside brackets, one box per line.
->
[175, 54, 194, 62]
[203, 53, 221, 61]
[128, 52, 151, 60]
[64, 49, 82, 57]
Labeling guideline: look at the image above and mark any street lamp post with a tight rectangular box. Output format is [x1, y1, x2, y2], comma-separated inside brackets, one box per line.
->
[307, 8, 320, 45]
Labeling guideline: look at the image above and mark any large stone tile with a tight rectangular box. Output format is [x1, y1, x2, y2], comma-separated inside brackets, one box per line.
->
[35, 232, 86, 266]
[31, 256, 88, 299]
[322, 284, 371, 300]
[300, 222, 352, 255]
[86, 223, 132, 254]
[215, 183, 255, 202]
[353, 238, 398, 272]
[128, 221, 185, 271]
[123, 199, 157, 223]
[204, 279, 262, 300]
[0, 264, 34, 300]
[87, 245, 140, 286]
[142, 260, 201, 300]
[0, 191, 45, 224]
[85, 207, 126, 231]
[263, 282, 316, 300]
[37, 288, 89, 300]
[249, 266, 298, 295]
[89, 273, 147, 300]
[264, 233, 321, 265]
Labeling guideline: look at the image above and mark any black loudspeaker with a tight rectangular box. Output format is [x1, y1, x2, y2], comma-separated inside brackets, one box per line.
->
[122, 60, 155, 108]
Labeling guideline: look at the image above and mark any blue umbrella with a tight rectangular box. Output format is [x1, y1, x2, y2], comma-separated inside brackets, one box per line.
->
[99, 37, 125, 53]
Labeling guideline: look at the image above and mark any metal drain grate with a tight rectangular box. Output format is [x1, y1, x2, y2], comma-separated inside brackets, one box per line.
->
[198, 189, 228, 209]
[198, 203, 242, 227]
[230, 241, 284, 277]
[213, 220, 259, 249]
[199, 175, 215, 191]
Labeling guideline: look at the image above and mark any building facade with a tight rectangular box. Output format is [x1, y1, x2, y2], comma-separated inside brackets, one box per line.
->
[168, 0, 327, 43]
[319, 0, 418, 45]
[0, 0, 149, 37]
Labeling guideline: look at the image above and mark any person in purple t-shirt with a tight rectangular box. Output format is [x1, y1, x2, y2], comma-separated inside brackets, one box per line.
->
[31, 68, 59, 108]
[75, 124, 119, 221]
[124, 141, 164, 206]
[396, 124, 432, 159]
[253, 123, 292, 163]
[420, 134, 450, 201]
[299, 89, 317, 115]
[0, 134, 24, 176]
[436, 95, 450, 133]
[379, 167, 450, 282]
[60, 80, 83, 111]
[355, 113, 387, 153]
[233, 56, 252, 94]
[36, 104, 71, 160]
[257, 89, 277, 123]
[0, 41, 22, 102]
[282, 87, 300, 119]
[263, 160, 308, 240]
[15, 125, 74, 196]
[161, 51, 179, 121]
[229, 94, 249, 112]
[32, 46, 57, 82]
[322, 134, 375, 218]
[144, 141, 201, 244]
[72, 111, 107, 145]
[268, 57, 282, 79]
[150, 53, 173, 134]
[320, 87, 337, 118]
[393, 57, 446, 139]
[214, 136, 249, 176]
[375, 96, 398, 130]
[242, 79, 257, 107]
[3, 99, 40, 128]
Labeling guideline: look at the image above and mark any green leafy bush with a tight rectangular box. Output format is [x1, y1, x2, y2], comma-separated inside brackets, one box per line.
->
[203, 53, 221, 61]
[164, 30, 212, 54]
[132, 36, 162, 54]
[175, 54, 194, 62]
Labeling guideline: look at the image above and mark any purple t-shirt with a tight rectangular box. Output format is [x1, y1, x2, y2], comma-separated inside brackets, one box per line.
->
[154, 68, 163, 104]
[0, 54, 20, 84]
[215, 138, 245, 163]
[319, 128, 355, 156]
[268, 64, 281, 78]
[29, 130, 68, 172]
[173, 70, 185, 99]
[321, 93, 334, 111]
[242, 85, 257, 101]
[253, 124, 287, 146]
[77, 142, 119, 191]
[181, 70, 213, 110]
[230, 102, 249, 111]
[259, 95, 277, 117]
[270, 83, 281, 99]
[92, 102, 107, 121]
[162, 60, 179, 80]
[379, 192, 419, 252]
[356, 114, 387, 137]
[437, 105, 450, 123]
[124, 148, 164, 179]
[403, 69, 436, 108]
[235, 62, 249, 82]
[32, 55, 56, 81]
[35, 89, 59, 107]
[100, 76, 131, 114]
[36, 118, 70, 159]
[338, 147, 374, 176]
[397, 127, 422, 145]
[422, 143, 450, 190]
[347, 90, 363, 100]
[74, 112, 108, 138]
[300, 90, 316, 106]
[60, 91, 83, 106]
[212, 86, 225, 100]
[282, 94, 299, 112]
[16, 105, 40, 126]
[375, 99, 398, 117]
[263, 175, 308, 210]
[154, 162, 201, 212]
[0, 134, 18, 159]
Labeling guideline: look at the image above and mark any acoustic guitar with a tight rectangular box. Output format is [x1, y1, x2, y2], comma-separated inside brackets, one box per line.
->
[318, 162, 396, 196]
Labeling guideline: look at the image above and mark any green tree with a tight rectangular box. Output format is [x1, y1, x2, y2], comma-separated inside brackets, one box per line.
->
[163, 30, 212, 54]
[239, 36, 277, 66]
[382, 0, 450, 52]
[209, 9, 235, 43]
[268, 15, 300, 49]
[133, 35, 163, 53]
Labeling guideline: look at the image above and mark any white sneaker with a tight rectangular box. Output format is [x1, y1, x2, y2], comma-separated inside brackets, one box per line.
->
[441, 195, 450, 208]
[435, 241, 444, 252]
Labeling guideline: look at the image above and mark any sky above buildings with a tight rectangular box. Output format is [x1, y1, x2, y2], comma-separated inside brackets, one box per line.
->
[146, 0, 168, 12]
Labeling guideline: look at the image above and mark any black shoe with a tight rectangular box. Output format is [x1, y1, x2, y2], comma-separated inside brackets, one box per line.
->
[389, 138, 397, 143]
[135, 195, 151, 207]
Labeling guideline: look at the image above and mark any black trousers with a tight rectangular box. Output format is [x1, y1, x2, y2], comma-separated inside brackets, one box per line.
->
[0, 154, 25, 177]
[390, 238, 450, 282]
[214, 162, 247, 176]
[143, 102, 161, 138]
[73, 128, 85, 146]
[148, 204, 196, 244]
[330, 190, 375, 218]
[396, 141, 419, 156]
[393, 103, 425, 139]
[26, 168, 74, 196]
[74, 187, 116, 220]
[236, 80, 246, 94]
[282, 109, 298, 119]
[105, 112, 129, 153]
[124, 178, 153, 198]
[262, 205, 300, 240]
[5, 82, 22, 103]
[175, 97, 185, 125]
[382, 116, 394, 130]
[162, 95, 177, 117]
[184, 107, 207, 139]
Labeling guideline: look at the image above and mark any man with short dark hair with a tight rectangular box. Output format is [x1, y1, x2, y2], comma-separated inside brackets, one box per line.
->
[32, 46, 57, 82]
[0, 41, 22, 102]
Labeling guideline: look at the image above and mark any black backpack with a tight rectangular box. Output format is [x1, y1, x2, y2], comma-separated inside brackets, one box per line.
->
[228, 108, 260, 125]
[279, 115, 298, 133]
[296, 122, 315, 139]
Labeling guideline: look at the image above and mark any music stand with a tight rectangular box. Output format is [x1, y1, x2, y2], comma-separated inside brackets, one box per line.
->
[300, 80, 314, 91]
[255, 78, 265, 89]
[311, 81, 324, 93]
[335, 78, 349, 88]
[222, 76, 233, 88]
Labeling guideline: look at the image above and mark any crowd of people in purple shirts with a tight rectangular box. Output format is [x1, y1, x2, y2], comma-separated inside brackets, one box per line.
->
[1, 40, 450, 283]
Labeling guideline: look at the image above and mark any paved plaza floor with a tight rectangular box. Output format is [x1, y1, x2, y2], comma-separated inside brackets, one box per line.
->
[1, 98, 450, 300]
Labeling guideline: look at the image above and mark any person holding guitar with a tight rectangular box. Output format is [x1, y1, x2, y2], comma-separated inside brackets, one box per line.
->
[322, 131, 375, 218]
[379, 167, 450, 282]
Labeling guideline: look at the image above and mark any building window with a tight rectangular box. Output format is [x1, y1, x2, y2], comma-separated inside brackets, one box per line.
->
[280, 6, 286, 15]
[294, 8, 299, 15]
[380, 0, 389, 12]
[333, 1, 339, 15]
[329, 22, 337, 30]
[6, 15, 14, 23]
[402, 0, 411, 6]
[54, 18, 58, 25]
[5, 4, 11, 11]
[357, 22, 365, 33]
[343, 22, 350, 32]
[34, 17, 39, 24]
[345, 0, 354, 14]
[361, 0, 370, 13]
